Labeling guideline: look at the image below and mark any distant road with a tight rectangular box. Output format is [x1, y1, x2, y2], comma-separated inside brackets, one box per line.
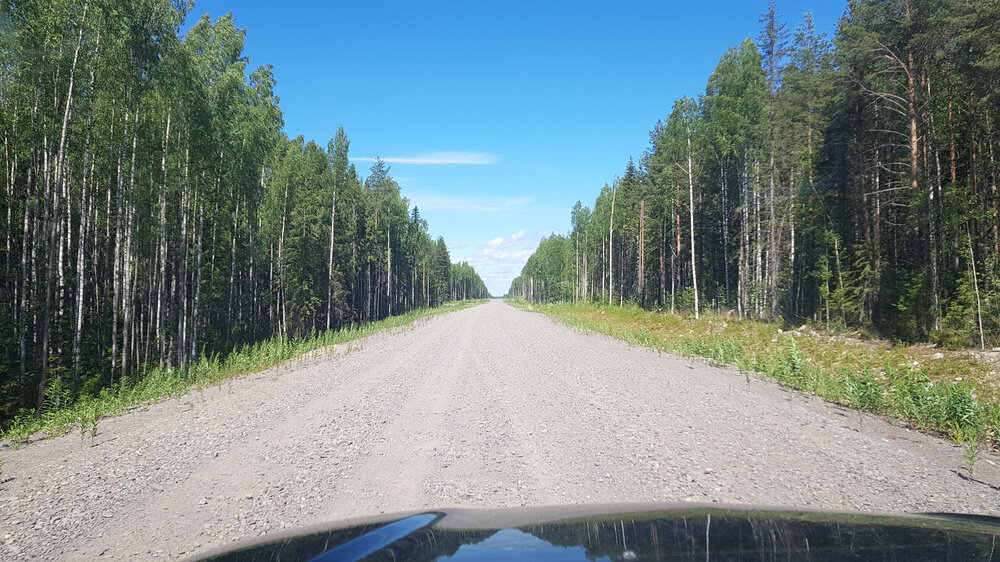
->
[2, 300, 998, 560]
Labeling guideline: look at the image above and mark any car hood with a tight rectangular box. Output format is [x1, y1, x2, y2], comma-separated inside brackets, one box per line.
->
[192, 502, 1000, 561]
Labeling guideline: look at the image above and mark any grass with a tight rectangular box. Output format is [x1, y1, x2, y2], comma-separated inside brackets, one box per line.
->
[965, 442, 981, 474]
[510, 299, 1000, 449]
[1, 300, 487, 447]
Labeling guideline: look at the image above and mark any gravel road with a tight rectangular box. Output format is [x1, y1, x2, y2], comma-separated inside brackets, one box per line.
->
[2, 299, 998, 560]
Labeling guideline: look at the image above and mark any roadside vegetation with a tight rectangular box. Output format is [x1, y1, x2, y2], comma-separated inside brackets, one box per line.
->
[507, 1, 1000, 355]
[0, 4, 490, 430]
[1, 300, 486, 446]
[511, 300, 1000, 449]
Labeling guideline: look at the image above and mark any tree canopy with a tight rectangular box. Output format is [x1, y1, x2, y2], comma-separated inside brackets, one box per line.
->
[510, 0, 1000, 352]
[0, 2, 487, 424]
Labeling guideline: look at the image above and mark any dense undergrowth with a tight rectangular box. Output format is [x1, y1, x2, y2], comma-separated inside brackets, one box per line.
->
[1, 300, 486, 446]
[511, 300, 1000, 449]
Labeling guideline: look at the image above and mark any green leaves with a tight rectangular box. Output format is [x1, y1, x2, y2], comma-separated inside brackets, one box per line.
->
[513, 0, 1000, 357]
[704, 39, 766, 160]
[0, 2, 485, 425]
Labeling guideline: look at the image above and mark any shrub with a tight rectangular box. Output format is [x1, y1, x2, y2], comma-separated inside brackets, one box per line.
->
[842, 369, 885, 412]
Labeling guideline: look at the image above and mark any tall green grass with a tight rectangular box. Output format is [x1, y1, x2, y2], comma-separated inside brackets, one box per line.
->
[510, 299, 1000, 448]
[2, 300, 487, 446]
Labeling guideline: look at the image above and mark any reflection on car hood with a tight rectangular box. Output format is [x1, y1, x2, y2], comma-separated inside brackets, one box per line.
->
[193, 503, 1000, 561]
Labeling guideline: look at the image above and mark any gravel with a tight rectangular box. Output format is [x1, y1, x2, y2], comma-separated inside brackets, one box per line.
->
[1, 300, 998, 560]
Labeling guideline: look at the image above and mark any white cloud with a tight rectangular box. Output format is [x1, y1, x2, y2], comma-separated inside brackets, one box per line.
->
[462, 229, 553, 295]
[353, 152, 499, 165]
[471, 248, 536, 262]
[482, 230, 526, 249]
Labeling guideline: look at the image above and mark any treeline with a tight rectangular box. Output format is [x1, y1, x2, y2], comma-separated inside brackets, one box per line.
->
[449, 261, 490, 302]
[509, 0, 1000, 349]
[0, 1, 486, 423]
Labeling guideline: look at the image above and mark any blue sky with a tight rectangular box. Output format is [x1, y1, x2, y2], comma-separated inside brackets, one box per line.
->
[182, 0, 844, 296]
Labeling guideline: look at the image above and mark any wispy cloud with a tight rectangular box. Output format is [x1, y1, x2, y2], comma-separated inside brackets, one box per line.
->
[353, 152, 499, 165]
[482, 230, 525, 249]
[406, 191, 531, 214]
[454, 229, 554, 295]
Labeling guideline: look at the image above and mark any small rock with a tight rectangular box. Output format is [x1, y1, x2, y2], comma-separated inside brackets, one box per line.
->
[931, 352, 944, 359]
[102, 512, 113, 518]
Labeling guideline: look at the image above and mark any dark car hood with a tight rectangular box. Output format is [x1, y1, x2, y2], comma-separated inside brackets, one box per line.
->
[193, 503, 1000, 561]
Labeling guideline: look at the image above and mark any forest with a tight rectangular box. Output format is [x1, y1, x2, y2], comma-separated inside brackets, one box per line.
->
[509, 0, 1000, 351]
[0, 2, 488, 424]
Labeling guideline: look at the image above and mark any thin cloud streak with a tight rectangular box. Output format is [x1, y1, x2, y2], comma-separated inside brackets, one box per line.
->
[353, 152, 499, 165]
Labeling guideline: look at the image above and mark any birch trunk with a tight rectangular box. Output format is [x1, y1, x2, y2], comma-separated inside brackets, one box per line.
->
[73, 66, 96, 389]
[609, 181, 616, 306]
[687, 135, 699, 319]
[157, 112, 170, 362]
[190, 182, 204, 361]
[326, 175, 337, 330]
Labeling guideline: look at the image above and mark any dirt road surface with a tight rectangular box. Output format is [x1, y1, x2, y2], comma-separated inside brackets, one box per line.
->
[2, 300, 998, 560]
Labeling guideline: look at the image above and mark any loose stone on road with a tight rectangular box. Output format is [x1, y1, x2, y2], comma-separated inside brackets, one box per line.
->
[1, 300, 997, 560]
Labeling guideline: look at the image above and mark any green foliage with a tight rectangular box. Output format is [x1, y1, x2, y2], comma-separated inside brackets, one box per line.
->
[672, 287, 697, 312]
[450, 262, 489, 300]
[704, 39, 766, 160]
[932, 241, 981, 349]
[510, 0, 1000, 357]
[890, 370, 938, 423]
[762, 338, 825, 393]
[507, 234, 574, 303]
[965, 442, 980, 474]
[0, 3, 487, 425]
[77, 398, 99, 444]
[841, 369, 885, 412]
[678, 336, 750, 369]
[1, 300, 485, 444]
[431, 238, 453, 306]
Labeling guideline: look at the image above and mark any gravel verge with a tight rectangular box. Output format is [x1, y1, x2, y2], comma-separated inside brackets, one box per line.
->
[1, 299, 997, 560]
